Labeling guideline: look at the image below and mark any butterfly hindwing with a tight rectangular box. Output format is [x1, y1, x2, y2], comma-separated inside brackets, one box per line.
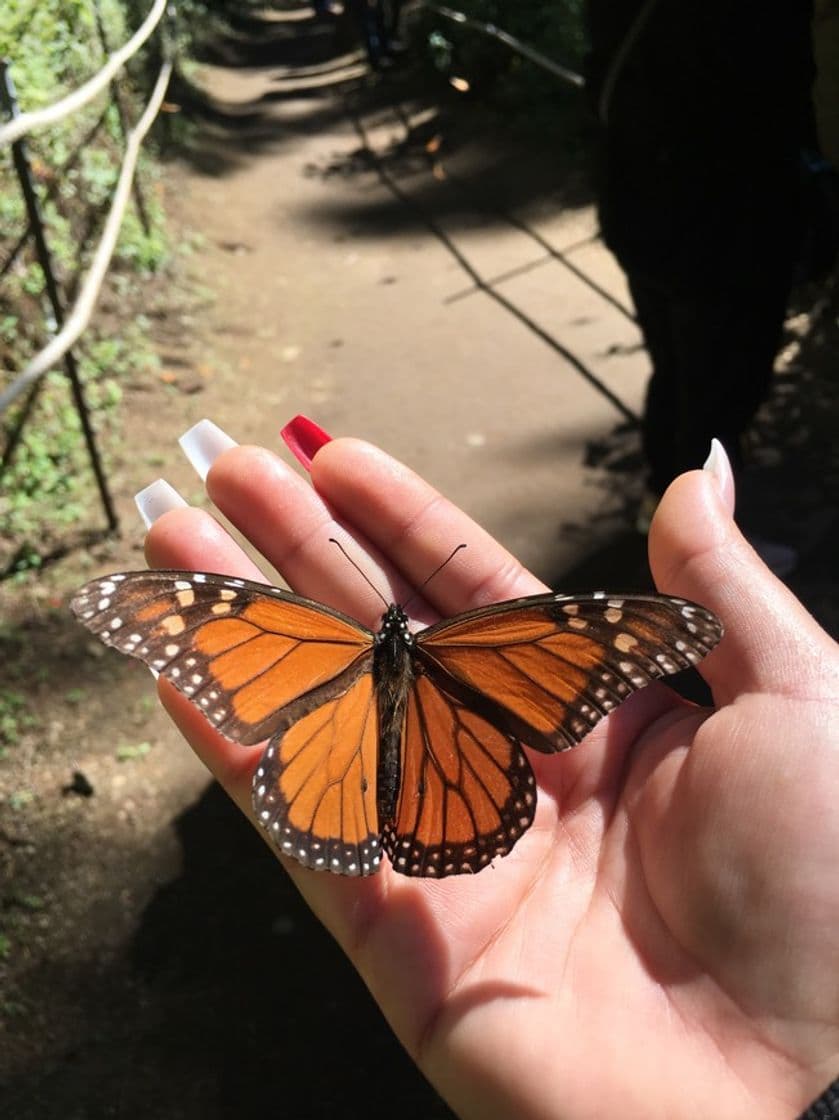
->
[416, 592, 722, 753]
[252, 661, 383, 876]
[70, 570, 373, 745]
[381, 671, 537, 877]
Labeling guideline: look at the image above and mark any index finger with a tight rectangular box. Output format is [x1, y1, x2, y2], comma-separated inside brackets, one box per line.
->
[200, 435, 545, 626]
[309, 437, 546, 615]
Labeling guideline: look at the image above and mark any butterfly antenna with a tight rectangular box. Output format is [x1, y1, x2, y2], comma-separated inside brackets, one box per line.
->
[402, 544, 467, 612]
[328, 538, 389, 608]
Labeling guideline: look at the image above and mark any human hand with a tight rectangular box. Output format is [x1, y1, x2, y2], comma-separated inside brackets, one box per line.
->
[139, 423, 839, 1120]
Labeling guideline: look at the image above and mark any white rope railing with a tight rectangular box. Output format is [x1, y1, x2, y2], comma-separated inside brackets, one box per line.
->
[0, 59, 173, 413]
[0, 0, 169, 148]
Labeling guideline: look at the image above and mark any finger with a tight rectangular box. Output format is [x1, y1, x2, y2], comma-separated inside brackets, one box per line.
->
[143, 504, 269, 807]
[144, 504, 267, 582]
[177, 419, 433, 624]
[310, 437, 546, 617]
[204, 443, 437, 628]
[649, 467, 838, 703]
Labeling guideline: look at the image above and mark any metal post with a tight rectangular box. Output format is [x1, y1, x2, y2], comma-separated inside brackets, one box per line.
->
[0, 59, 119, 533]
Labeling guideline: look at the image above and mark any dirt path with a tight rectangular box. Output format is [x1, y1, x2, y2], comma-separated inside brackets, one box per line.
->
[3, 9, 837, 1119]
[156, 29, 646, 582]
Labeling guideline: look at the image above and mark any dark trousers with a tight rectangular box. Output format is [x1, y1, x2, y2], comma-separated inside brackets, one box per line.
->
[348, 0, 402, 68]
[628, 264, 794, 496]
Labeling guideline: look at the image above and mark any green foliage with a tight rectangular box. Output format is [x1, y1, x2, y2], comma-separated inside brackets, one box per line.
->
[1, 375, 95, 566]
[5, 893, 46, 917]
[421, 0, 588, 119]
[0, 689, 35, 749]
[0, 1, 101, 111]
[78, 147, 120, 207]
[115, 740, 152, 761]
[117, 206, 168, 273]
[8, 789, 34, 810]
[0, 1000, 27, 1018]
[0, 1, 170, 570]
[0, 172, 25, 243]
[1, 317, 159, 569]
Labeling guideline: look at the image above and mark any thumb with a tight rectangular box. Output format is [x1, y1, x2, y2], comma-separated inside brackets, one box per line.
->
[648, 447, 837, 705]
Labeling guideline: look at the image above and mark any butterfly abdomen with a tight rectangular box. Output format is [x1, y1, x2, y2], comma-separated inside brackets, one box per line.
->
[373, 605, 415, 822]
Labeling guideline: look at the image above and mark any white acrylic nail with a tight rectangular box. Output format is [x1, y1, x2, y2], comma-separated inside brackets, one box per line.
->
[134, 479, 189, 530]
[703, 438, 736, 515]
[178, 419, 238, 481]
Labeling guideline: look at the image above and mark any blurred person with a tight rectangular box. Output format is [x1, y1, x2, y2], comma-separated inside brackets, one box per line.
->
[585, 0, 816, 534]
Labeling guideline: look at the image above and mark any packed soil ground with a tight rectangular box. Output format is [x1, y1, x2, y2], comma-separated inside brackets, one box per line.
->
[2, 9, 838, 1118]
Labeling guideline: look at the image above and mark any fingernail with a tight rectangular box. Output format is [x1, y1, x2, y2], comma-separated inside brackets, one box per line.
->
[280, 414, 333, 471]
[179, 419, 238, 481]
[135, 479, 189, 529]
[703, 438, 736, 515]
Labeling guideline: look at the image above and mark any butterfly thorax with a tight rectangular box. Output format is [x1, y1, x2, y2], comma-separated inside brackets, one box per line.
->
[373, 605, 415, 822]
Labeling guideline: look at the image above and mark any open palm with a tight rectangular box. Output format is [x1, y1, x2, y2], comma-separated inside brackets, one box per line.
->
[145, 435, 839, 1120]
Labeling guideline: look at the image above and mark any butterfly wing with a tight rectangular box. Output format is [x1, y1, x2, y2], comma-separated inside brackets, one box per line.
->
[381, 671, 536, 877]
[72, 573, 722, 880]
[416, 592, 722, 754]
[70, 571, 374, 745]
[252, 662, 383, 876]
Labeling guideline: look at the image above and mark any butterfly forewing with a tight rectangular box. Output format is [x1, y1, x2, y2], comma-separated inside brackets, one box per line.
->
[70, 571, 373, 745]
[416, 592, 722, 753]
[381, 672, 537, 877]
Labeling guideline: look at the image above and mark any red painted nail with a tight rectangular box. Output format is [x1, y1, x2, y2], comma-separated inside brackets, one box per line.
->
[280, 415, 333, 471]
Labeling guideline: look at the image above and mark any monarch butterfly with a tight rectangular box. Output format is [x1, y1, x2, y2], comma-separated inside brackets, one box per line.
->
[71, 563, 722, 878]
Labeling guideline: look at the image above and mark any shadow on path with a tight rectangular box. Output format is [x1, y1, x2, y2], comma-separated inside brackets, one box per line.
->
[128, 784, 454, 1119]
[3, 782, 453, 1119]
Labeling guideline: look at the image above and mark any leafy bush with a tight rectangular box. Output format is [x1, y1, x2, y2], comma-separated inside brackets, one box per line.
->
[0, 0, 168, 572]
[420, 0, 588, 111]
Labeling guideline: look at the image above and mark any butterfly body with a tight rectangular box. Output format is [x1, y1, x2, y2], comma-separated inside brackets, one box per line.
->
[373, 603, 415, 822]
[71, 570, 723, 879]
